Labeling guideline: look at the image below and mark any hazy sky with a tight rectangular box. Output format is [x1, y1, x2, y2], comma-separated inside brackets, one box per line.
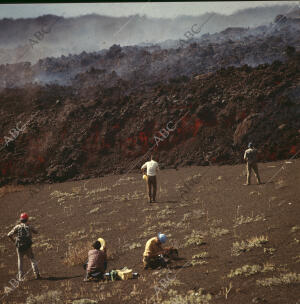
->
[0, 1, 299, 19]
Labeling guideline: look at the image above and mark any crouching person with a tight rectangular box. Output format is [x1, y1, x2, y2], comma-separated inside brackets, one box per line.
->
[84, 241, 107, 282]
[143, 233, 168, 269]
[7, 213, 40, 281]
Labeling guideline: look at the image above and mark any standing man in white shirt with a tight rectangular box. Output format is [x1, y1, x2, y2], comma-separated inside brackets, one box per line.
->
[141, 154, 160, 203]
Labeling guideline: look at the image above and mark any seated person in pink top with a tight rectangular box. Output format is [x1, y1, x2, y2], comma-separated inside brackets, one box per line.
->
[84, 241, 107, 281]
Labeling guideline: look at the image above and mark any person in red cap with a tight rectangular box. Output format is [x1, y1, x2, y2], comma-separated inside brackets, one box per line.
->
[7, 213, 40, 280]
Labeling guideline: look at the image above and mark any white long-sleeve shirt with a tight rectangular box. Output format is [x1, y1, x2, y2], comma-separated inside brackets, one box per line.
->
[141, 160, 159, 176]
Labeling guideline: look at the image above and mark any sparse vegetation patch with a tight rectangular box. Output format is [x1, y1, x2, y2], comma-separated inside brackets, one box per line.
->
[232, 235, 268, 256]
[234, 214, 265, 227]
[257, 272, 300, 287]
[291, 226, 300, 233]
[128, 242, 142, 250]
[228, 263, 275, 278]
[161, 288, 212, 304]
[26, 291, 62, 304]
[64, 241, 90, 266]
[209, 227, 229, 238]
[185, 230, 207, 247]
[191, 252, 209, 267]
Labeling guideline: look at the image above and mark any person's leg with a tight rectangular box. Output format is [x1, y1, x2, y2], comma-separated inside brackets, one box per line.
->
[95, 271, 104, 280]
[148, 256, 159, 269]
[26, 247, 40, 279]
[83, 261, 88, 270]
[158, 255, 167, 268]
[147, 177, 152, 202]
[84, 270, 90, 281]
[152, 176, 157, 202]
[144, 256, 159, 269]
[147, 255, 166, 268]
[17, 249, 24, 280]
[246, 163, 251, 185]
[88, 270, 103, 280]
[252, 163, 261, 184]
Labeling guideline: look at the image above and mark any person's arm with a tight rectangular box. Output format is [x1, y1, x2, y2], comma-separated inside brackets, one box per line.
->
[157, 243, 164, 256]
[244, 151, 248, 161]
[149, 249, 165, 257]
[86, 251, 92, 273]
[145, 239, 155, 257]
[141, 163, 147, 174]
[7, 226, 16, 243]
[149, 252, 164, 257]
[148, 241, 164, 257]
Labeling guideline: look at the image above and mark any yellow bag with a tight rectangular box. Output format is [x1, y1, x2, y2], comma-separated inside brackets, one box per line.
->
[117, 267, 133, 280]
[143, 174, 148, 181]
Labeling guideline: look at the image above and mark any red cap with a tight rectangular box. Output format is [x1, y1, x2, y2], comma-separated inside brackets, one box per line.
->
[20, 213, 28, 221]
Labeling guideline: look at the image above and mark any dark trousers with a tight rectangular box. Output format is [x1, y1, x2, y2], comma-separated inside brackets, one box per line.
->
[246, 162, 261, 184]
[147, 176, 157, 202]
[143, 255, 167, 269]
[84, 261, 107, 280]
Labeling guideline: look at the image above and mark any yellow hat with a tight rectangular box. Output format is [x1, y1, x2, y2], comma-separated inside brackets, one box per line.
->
[97, 238, 106, 250]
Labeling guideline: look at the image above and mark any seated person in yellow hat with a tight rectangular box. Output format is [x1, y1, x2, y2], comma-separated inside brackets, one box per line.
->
[84, 241, 106, 281]
[83, 238, 107, 275]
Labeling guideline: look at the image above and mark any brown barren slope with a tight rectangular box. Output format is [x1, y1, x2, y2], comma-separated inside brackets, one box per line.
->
[0, 159, 299, 303]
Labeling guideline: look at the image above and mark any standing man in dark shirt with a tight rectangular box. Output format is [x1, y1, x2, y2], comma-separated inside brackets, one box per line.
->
[7, 213, 40, 280]
[244, 142, 262, 185]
